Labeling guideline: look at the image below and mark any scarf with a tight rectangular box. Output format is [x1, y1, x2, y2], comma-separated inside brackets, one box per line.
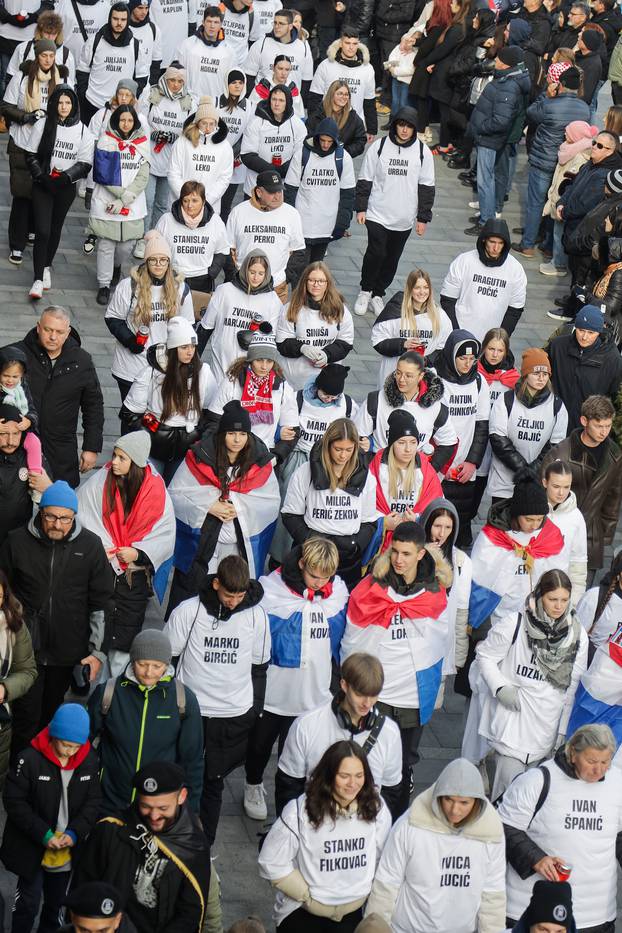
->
[181, 206, 203, 229]
[524, 594, 581, 691]
[482, 520, 564, 574]
[302, 379, 340, 408]
[102, 465, 166, 570]
[0, 612, 13, 684]
[157, 72, 183, 100]
[592, 262, 622, 300]
[0, 382, 28, 416]
[348, 573, 447, 629]
[240, 368, 275, 424]
[105, 130, 149, 158]
[558, 136, 594, 166]
[24, 66, 56, 113]
[477, 360, 520, 388]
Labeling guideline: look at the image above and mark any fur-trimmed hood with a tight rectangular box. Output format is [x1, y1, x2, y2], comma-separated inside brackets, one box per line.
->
[327, 37, 370, 66]
[383, 368, 444, 410]
[372, 541, 453, 592]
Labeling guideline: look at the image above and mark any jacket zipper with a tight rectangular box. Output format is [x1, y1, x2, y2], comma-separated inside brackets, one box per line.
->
[132, 688, 151, 797]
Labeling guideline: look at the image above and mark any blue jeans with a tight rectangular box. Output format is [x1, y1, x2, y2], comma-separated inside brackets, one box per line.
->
[391, 78, 410, 116]
[522, 165, 553, 248]
[476, 146, 498, 224]
[145, 173, 171, 231]
[589, 79, 605, 121]
[553, 218, 567, 269]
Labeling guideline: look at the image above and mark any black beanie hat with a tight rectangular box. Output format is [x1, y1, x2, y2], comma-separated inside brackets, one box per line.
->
[0, 402, 23, 424]
[525, 881, 573, 930]
[218, 400, 251, 434]
[387, 408, 420, 447]
[559, 66, 581, 90]
[509, 475, 549, 518]
[498, 46, 523, 67]
[315, 364, 349, 396]
[581, 28, 602, 51]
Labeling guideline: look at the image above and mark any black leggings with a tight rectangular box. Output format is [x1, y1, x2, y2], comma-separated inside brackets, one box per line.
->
[360, 220, 411, 298]
[414, 95, 430, 130]
[219, 182, 239, 224]
[8, 196, 33, 252]
[245, 709, 295, 785]
[31, 181, 76, 279]
[278, 907, 364, 931]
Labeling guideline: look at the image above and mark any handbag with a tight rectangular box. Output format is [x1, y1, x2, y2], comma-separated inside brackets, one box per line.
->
[93, 147, 122, 186]
[469, 74, 493, 105]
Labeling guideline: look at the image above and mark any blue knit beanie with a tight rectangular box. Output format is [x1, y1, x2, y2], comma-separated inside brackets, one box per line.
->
[575, 304, 605, 333]
[40, 480, 78, 513]
[49, 703, 89, 745]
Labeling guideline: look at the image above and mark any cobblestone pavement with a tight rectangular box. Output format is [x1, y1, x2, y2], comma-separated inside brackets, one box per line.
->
[1, 92, 621, 929]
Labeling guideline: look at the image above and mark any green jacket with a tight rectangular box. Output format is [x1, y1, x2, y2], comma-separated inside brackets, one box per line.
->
[609, 34, 622, 85]
[0, 622, 37, 790]
[89, 669, 204, 813]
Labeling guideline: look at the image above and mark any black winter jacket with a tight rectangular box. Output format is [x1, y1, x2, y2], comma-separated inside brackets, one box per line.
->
[428, 23, 468, 105]
[468, 63, 530, 151]
[306, 107, 367, 159]
[0, 735, 101, 881]
[591, 8, 622, 58]
[559, 152, 622, 246]
[0, 444, 36, 547]
[374, 0, 419, 41]
[546, 21, 582, 56]
[564, 191, 622, 259]
[514, 5, 551, 58]
[0, 515, 113, 666]
[344, 0, 375, 38]
[8, 327, 104, 488]
[576, 49, 603, 104]
[590, 236, 622, 327]
[549, 330, 622, 430]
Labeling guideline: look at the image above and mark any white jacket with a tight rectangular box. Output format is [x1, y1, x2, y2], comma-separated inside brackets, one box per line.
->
[548, 491, 588, 607]
[168, 128, 233, 212]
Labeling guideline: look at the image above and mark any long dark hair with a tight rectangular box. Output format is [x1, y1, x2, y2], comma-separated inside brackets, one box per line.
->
[423, 506, 456, 561]
[161, 349, 202, 423]
[305, 740, 381, 829]
[0, 570, 24, 633]
[37, 84, 80, 172]
[109, 104, 140, 138]
[592, 551, 622, 631]
[104, 460, 146, 517]
[534, 568, 572, 601]
[214, 430, 255, 497]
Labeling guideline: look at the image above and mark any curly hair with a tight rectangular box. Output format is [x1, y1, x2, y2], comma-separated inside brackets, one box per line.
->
[305, 741, 381, 829]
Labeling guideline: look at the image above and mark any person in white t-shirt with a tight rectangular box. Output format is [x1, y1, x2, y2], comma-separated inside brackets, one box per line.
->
[168, 94, 233, 214]
[165, 553, 271, 845]
[258, 740, 392, 930]
[308, 28, 377, 134]
[178, 4, 235, 100]
[247, 54, 305, 118]
[6, 11, 76, 86]
[244, 8, 313, 96]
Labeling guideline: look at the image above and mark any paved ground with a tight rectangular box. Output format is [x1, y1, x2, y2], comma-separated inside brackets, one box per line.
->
[0, 91, 620, 930]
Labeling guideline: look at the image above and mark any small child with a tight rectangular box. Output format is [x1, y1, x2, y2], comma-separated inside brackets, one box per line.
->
[0, 347, 43, 477]
[384, 35, 416, 116]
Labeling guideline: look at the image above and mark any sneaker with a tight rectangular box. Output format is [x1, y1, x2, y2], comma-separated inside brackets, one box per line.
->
[29, 280, 44, 300]
[244, 782, 267, 820]
[539, 261, 568, 277]
[468, 201, 479, 210]
[468, 214, 480, 225]
[83, 234, 96, 255]
[459, 170, 476, 182]
[464, 223, 483, 236]
[8, 250, 22, 265]
[547, 307, 573, 322]
[354, 290, 371, 316]
[370, 295, 384, 316]
[42, 267, 51, 290]
[376, 102, 390, 114]
[133, 239, 145, 259]
[96, 286, 110, 306]
[511, 243, 536, 258]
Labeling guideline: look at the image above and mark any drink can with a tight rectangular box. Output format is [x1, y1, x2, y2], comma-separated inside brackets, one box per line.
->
[557, 862, 572, 881]
[272, 155, 282, 166]
[136, 325, 149, 347]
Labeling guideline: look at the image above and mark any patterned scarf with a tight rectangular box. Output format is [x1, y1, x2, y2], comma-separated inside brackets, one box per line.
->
[240, 367, 275, 424]
[524, 594, 581, 691]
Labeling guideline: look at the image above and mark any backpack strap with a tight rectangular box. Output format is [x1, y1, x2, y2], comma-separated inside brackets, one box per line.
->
[175, 679, 186, 719]
[361, 713, 386, 756]
[345, 395, 352, 417]
[101, 676, 117, 716]
[377, 135, 387, 158]
[511, 612, 522, 645]
[419, 138, 424, 165]
[71, 0, 89, 42]
[367, 390, 379, 432]
[89, 30, 102, 67]
[296, 389, 303, 413]
[527, 765, 551, 828]
[334, 143, 344, 179]
[553, 395, 562, 417]
[504, 390, 513, 419]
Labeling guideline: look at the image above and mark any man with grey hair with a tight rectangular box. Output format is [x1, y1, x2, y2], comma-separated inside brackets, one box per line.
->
[546, 1, 590, 56]
[5, 307, 104, 488]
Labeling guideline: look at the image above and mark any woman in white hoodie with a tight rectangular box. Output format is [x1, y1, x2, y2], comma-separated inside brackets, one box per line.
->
[168, 95, 233, 213]
[543, 459, 587, 607]
[367, 757, 506, 933]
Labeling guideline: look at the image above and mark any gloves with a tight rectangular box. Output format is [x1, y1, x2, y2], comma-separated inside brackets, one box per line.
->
[107, 199, 124, 214]
[121, 189, 138, 207]
[23, 111, 43, 125]
[496, 684, 521, 711]
[130, 338, 146, 355]
[313, 350, 328, 367]
[300, 344, 322, 362]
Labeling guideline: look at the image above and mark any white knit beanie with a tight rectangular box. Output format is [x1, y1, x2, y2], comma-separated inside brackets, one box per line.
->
[167, 315, 197, 349]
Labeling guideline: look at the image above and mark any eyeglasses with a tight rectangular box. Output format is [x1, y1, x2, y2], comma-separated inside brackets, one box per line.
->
[592, 141, 614, 150]
[147, 257, 169, 266]
[42, 513, 73, 525]
[308, 278, 328, 286]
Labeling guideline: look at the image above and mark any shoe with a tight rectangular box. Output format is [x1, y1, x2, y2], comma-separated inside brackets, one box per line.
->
[423, 127, 433, 145]
[83, 234, 96, 255]
[547, 307, 573, 322]
[96, 286, 110, 306]
[243, 782, 267, 820]
[459, 170, 476, 182]
[464, 223, 483, 236]
[538, 245, 553, 259]
[554, 297, 569, 308]
[512, 243, 536, 258]
[111, 264, 121, 287]
[370, 295, 384, 316]
[8, 250, 22, 265]
[84, 189, 92, 210]
[354, 290, 371, 316]
[133, 239, 145, 259]
[539, 261, 568, 277]
[468, 214, 480, 225]
[376, 102, 390, 114]
[42, 267, 51, 290]
[468, 200, 479, 210]
[29, 280, 44, 300]
[447, 154, 469, 169]
[460, 177, 477, 189]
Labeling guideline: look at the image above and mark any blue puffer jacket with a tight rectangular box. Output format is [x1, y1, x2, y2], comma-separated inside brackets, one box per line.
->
[526, 90, 591, 172]
[468, 64, 531, 151]
[559, 150, 622, 241]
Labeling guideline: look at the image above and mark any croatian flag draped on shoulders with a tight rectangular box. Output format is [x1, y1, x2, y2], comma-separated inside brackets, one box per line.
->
[567, 625, 622, 744]
[77, 462, 176, 602]
[169, 431, 280, 581]
[340, 548, 451, 725]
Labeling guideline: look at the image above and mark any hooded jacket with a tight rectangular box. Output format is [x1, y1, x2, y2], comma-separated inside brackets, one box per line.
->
[435, 330, 490, 471]
[306, 106, 367, 159]
[155, 197, 229, 281]
[559, 151, 622, 244]
[25, 84, 91, 183]
[0, 344, 38, 429]
[440, 219, 527, 341]
[0, 727, 100, 880]
[308, 38, 377, 134]
[548, 329, 622, 431]
[241, 83, 306, 193]
[9, 327, 104, 487]
[590, 235, 622, 324]
[468, 62, 530, 151]
[526, 90, 591, 173]
[367, 759, 506, 933]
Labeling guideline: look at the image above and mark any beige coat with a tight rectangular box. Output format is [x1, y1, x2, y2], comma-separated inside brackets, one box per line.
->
[543, 149, 590, 217]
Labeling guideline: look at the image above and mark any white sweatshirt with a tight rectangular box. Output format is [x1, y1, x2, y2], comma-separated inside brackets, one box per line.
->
[178, 35, 235, 100]
[25, 120, 94, 173]
[164, 594, 271, 716]
[241, 109, 306, 194]
[371, 303, 453, 388]
[258, 795, 392, 925]
[156, 209, 230, 279]
[278, 700, 402, 788]
[358, 135, 435, 231]
[386, 43, 416, 84]
[168, 131, 234, 213]
[210, 373, 298, 450]
[130, 19, 163, 69]
[440, 375, 490, 475]
[3, 72, 47, 149]
[441, 250, 527, 344]
[57, 0, 110, 61]
[151, 0, 197, 67]
[282, 461, 379, 537]
[216, 98, 252, 184]
[498, 758, 622, 928]
[200, 279, 282, 381]
[310, 57, 375, 122]
[78, 33, 149, 108]
[285, 144, 356, 241]
[295, 392, 358, 454]
[105, 278, 195, 381]
[226, 198, 305, 285]
[244, 34, 313, 89]
[137, 88, 197, 177]
[576, 586, 622, 648]
[276, 304, 355, 391]
[475, 612, 588, 761]
[487, 390, 568, 498]
[354, 388, 457, 454]
[123, 360, 217, 428]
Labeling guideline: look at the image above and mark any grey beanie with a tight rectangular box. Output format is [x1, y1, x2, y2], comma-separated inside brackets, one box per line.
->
[116, 77, 138, 96]
[247, 328, 278, 361]
[130, 629, 172, 664]
[115, 431, 151, 468]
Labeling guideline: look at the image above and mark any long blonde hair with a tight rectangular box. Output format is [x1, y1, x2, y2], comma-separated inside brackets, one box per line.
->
[321, 418, 360, 491]
[387, 445, 417, 501]
[287, 262, 345, 325]
[130, 263, 184, 328]
[400, 269, 441, 338]
[323, 80, 351, 131]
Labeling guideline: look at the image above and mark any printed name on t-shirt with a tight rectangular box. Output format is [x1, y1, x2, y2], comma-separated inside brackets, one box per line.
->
[516, 651, 545, 682]
[440, 855, 471, 888]
[387, 157, 408, 177]
[515, 416, 544, 443]
[311, 493, 358, 522]
[472, 273, 507, 299]
[223, 306, 253, 327]
[203, 634, 239, 663]
[564, 799, 602, 831]
[449, 394, 477, 418]
[319, 837, 368, 871]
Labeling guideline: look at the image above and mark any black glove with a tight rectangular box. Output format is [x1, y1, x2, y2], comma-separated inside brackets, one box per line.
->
[129, 339, 146, 355]
[23, 111, 40, 125]
[56, 171, 72, 188]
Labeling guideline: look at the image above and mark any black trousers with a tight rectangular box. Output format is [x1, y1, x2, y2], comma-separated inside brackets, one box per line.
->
[201, 709, 256, 845]
[442, 478, 478, 549]
[278, 907, 363, 931]
[11, 664, 72, 762]
[12, 870, 69, 933]
[8, 196, 32, 252]
[114, 374, 133, 404]
[219, 182, 239, 224]
[245, 709, 295, 785]
[360, 221, 411, 298]
[612, 82, 622, 105]
[80, 96, 99, 125]
[507, 920, 614, 933]
[31, 182, 76, 279]
[414, 95, 430, 131]
[377, 702, 423, 817]
[306, 240, 329, 263]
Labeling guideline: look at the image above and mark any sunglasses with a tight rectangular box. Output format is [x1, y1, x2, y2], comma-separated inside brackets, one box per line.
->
[592, 141, 614, 150]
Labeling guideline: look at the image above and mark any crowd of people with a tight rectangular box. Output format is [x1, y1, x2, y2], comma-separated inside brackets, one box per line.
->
[2, 0, 622, 928]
